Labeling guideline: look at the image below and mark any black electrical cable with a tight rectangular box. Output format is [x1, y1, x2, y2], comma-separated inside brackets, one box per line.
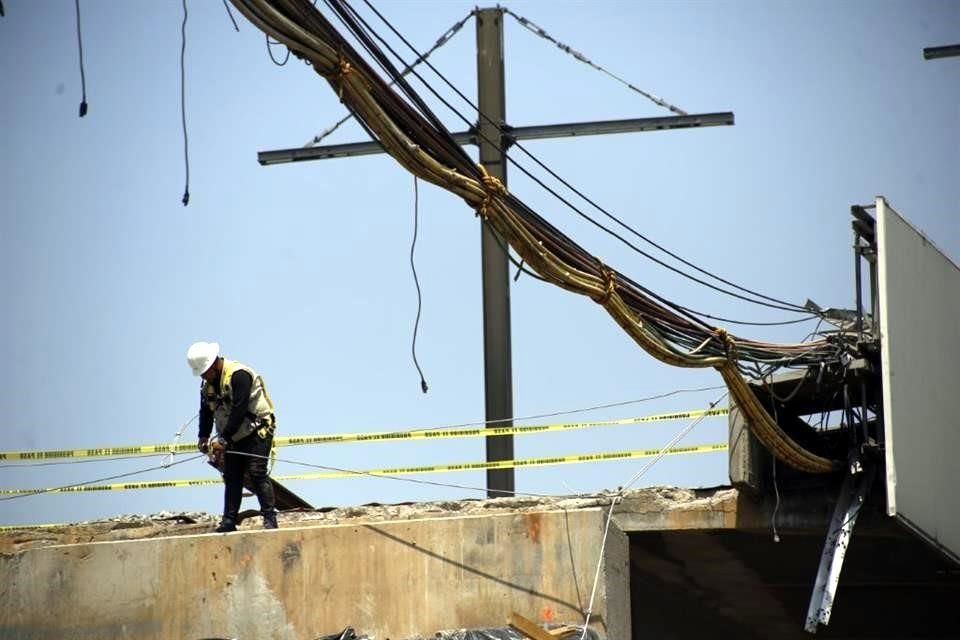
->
[355, 0, 812, 315]
[756, 361, 812, 405]
[74, 0, 88, 117]
[675, 305, 818, 327]
[222, 0, 240, 31]
[507, 143, 810, 312]
[330, 0, 717, 337]
[484, 219, 548, 283]
[266, 34, 291, 65]
[325, 0, 830, 372]
[410, 176, 428, 393]
[180, 0, 190, 206]
[374, 15, 803, 323]
[323, 0, 477, 174]
[305, 8, 475, 147]
[258, 1, 839, 367]
[513, 259, 525, 281]
[332, 1, 805, 328]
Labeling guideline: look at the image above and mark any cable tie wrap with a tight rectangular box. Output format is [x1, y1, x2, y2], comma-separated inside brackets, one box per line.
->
[591, 263, 617, 304]
[473, 163, 507, 219]
[714, 327, 737, 360]
[333, 53, 353, 101]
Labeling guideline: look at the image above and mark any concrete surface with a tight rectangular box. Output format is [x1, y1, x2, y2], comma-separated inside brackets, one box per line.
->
[3, 486, 958, 639]
[0, 502, 627, 640]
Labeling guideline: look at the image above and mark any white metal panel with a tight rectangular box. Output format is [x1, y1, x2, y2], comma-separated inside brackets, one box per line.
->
[877, 196, 960, 563]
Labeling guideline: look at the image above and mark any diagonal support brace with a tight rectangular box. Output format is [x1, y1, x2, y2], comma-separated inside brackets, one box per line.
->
[804, 460, 876, 633]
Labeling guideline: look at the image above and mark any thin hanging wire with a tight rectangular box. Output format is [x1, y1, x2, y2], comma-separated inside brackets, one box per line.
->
[580, 497, 619, 640]
[266, 34, 291, 65]
[221, 0, 239, 31]
[501, 7, 687, 116]
[229, 450, 562, 498]
[304, 8, 475, 147]
[0, 455, 201, 502]
[74, 0, 88, 117]
[578, 394, 726, 640]
[410, 176, 428, 393]
[622, 394, 726, 491]
[179, 0, 190, 206]
[408, 384, 728, 433]
[161, 413, 199, 468]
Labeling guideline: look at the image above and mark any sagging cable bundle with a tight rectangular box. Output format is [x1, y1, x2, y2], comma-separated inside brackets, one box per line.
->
[227, 0, 839, 473]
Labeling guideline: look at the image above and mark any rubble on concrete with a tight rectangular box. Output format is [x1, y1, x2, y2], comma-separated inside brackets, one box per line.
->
[0, 486, 734, 554]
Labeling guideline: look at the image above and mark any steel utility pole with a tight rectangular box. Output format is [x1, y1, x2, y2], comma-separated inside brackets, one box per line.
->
[475, 8, 512, 498]
[258, 7, 735, 498]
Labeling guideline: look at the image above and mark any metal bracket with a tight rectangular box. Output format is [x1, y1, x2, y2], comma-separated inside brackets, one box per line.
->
[804, 461, 876, 633]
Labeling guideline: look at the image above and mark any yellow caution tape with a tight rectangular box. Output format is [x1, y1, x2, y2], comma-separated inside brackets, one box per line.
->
[0, 442, 727, 497]
[275, 408, 727, 447]
[0, 477, 223, 497]
[0, 522, 70, 532]
[0, 408, 728, 462]
[273, 442, 728, 480]
[0, 444, 196, 461]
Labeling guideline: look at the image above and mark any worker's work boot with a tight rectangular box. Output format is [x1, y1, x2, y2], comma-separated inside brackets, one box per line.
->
[262, 510, 279, 530]
[215, 517, 237, 533]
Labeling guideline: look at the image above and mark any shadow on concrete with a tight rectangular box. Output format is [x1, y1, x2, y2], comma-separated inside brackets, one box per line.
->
[629, 523, 960, 639]
[363, 519, 586, 615]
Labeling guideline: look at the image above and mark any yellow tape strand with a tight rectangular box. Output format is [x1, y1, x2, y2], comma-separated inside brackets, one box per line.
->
[0, 444, 196, 461]
[275, 443, 728, 480]
[0, 408, 728, 461]
[0, 443, 727, 496]
[0, 522, 71, 532]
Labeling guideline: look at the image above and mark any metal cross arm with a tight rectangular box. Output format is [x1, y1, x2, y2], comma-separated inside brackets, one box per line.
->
[256, 111, 735, 165]
[923, 44, 960, 60]
[256, 6, 735, 499]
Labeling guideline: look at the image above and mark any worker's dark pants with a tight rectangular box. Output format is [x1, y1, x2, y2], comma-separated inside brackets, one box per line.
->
[223, 430, 275, 521]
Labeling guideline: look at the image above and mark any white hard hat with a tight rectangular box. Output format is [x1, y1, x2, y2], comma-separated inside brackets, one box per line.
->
[187, 341, 220, 376]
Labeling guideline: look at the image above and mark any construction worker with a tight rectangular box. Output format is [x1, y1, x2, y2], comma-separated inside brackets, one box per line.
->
[187, 341, 278, 532]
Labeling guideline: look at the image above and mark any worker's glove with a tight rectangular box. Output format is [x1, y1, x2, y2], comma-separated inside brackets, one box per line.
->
[208, 437, 228, 467]
[198, 438, 209, 453]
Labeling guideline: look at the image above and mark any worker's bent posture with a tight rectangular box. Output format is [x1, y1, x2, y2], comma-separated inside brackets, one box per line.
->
[187, 341, 278, 532]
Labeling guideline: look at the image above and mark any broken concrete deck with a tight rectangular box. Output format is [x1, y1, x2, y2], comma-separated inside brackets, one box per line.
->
[2, 486, 958, 639]
[0, 487, 738, 554]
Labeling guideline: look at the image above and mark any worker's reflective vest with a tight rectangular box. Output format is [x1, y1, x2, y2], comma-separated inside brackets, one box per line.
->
[202, 359, 276, 442]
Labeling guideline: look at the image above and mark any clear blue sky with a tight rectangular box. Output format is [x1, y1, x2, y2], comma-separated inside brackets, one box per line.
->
[1, 0, 957, 526]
